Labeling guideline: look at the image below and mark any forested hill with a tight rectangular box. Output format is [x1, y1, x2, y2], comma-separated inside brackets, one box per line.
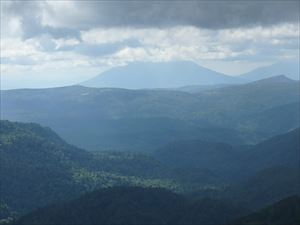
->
[1, 120, 299, 224]
[0, 120, 181, 219]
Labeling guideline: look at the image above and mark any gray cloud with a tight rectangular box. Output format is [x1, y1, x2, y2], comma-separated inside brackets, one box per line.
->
[1, 1, 80, 39]
[78, 1, 299, 29]
[2, 1, 299, 40]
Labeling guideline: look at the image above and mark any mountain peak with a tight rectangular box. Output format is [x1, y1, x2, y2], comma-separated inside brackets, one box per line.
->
[81, 61, 242, 89]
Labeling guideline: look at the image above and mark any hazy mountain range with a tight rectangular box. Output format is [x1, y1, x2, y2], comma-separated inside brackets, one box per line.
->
[81, 60, 298, 89]
[239, 61, 299, 81]
[81, 61, 243, 89]
[2, 75, 299, 151]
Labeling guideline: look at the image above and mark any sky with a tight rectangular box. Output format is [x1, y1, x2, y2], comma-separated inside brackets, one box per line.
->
[1, 0, 299, 89]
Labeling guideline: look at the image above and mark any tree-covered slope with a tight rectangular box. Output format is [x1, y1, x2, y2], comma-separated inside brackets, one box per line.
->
[1, 121, 299, 224]
[0, 120, 85, 216]
[0, 120, 182, 219]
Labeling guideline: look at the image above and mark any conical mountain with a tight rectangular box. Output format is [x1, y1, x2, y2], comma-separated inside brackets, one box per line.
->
[82, 61, 242, 89]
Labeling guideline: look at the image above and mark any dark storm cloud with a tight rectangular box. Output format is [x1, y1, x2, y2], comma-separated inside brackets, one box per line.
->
[1, 1, 80, 39]
[78, 1, 299, 29]
[2, 1, 299, 40]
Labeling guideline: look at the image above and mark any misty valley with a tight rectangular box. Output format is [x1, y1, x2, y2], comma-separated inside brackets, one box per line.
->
[0, 69, 299, 224]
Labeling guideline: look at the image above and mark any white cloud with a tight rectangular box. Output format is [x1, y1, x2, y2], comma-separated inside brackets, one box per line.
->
[54, 38, 80, 49]
[1, 38, 39, 58]
[1, 9, 299, 89]
[79, 24, 299, 64]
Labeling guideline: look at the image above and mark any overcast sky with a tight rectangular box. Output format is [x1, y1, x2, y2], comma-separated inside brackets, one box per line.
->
[1, 0, 299, 89]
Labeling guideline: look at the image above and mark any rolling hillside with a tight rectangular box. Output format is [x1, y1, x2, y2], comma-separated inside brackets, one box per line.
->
[154, 128, 300, 208]
[1, 76, 298, 152]
[1, 120, 299, 223]
[0, 120, 182, 219]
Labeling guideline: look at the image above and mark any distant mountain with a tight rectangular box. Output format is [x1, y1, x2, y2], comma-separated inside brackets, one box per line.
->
[15, 187, 246, 225]
[239, 61, 299, 81]
[233, 195, 300, 225]
[81, 61, 243, 89]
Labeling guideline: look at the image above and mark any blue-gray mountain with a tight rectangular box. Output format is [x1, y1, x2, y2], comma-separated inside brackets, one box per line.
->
[81, 61, 243, 89]
[239, 61, 299, 81]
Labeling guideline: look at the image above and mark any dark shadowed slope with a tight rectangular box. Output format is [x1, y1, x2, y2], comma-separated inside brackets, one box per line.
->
[153, 140, 243, 181]
[231, 166, 300, 209]
[243, 127, 300, 173]
[154, 127, 300, 208]
[154, 127, 300, 180]
[232, 195, 300, 225]
[81, 61, 242, 89]
[15, 187, 246, 225]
